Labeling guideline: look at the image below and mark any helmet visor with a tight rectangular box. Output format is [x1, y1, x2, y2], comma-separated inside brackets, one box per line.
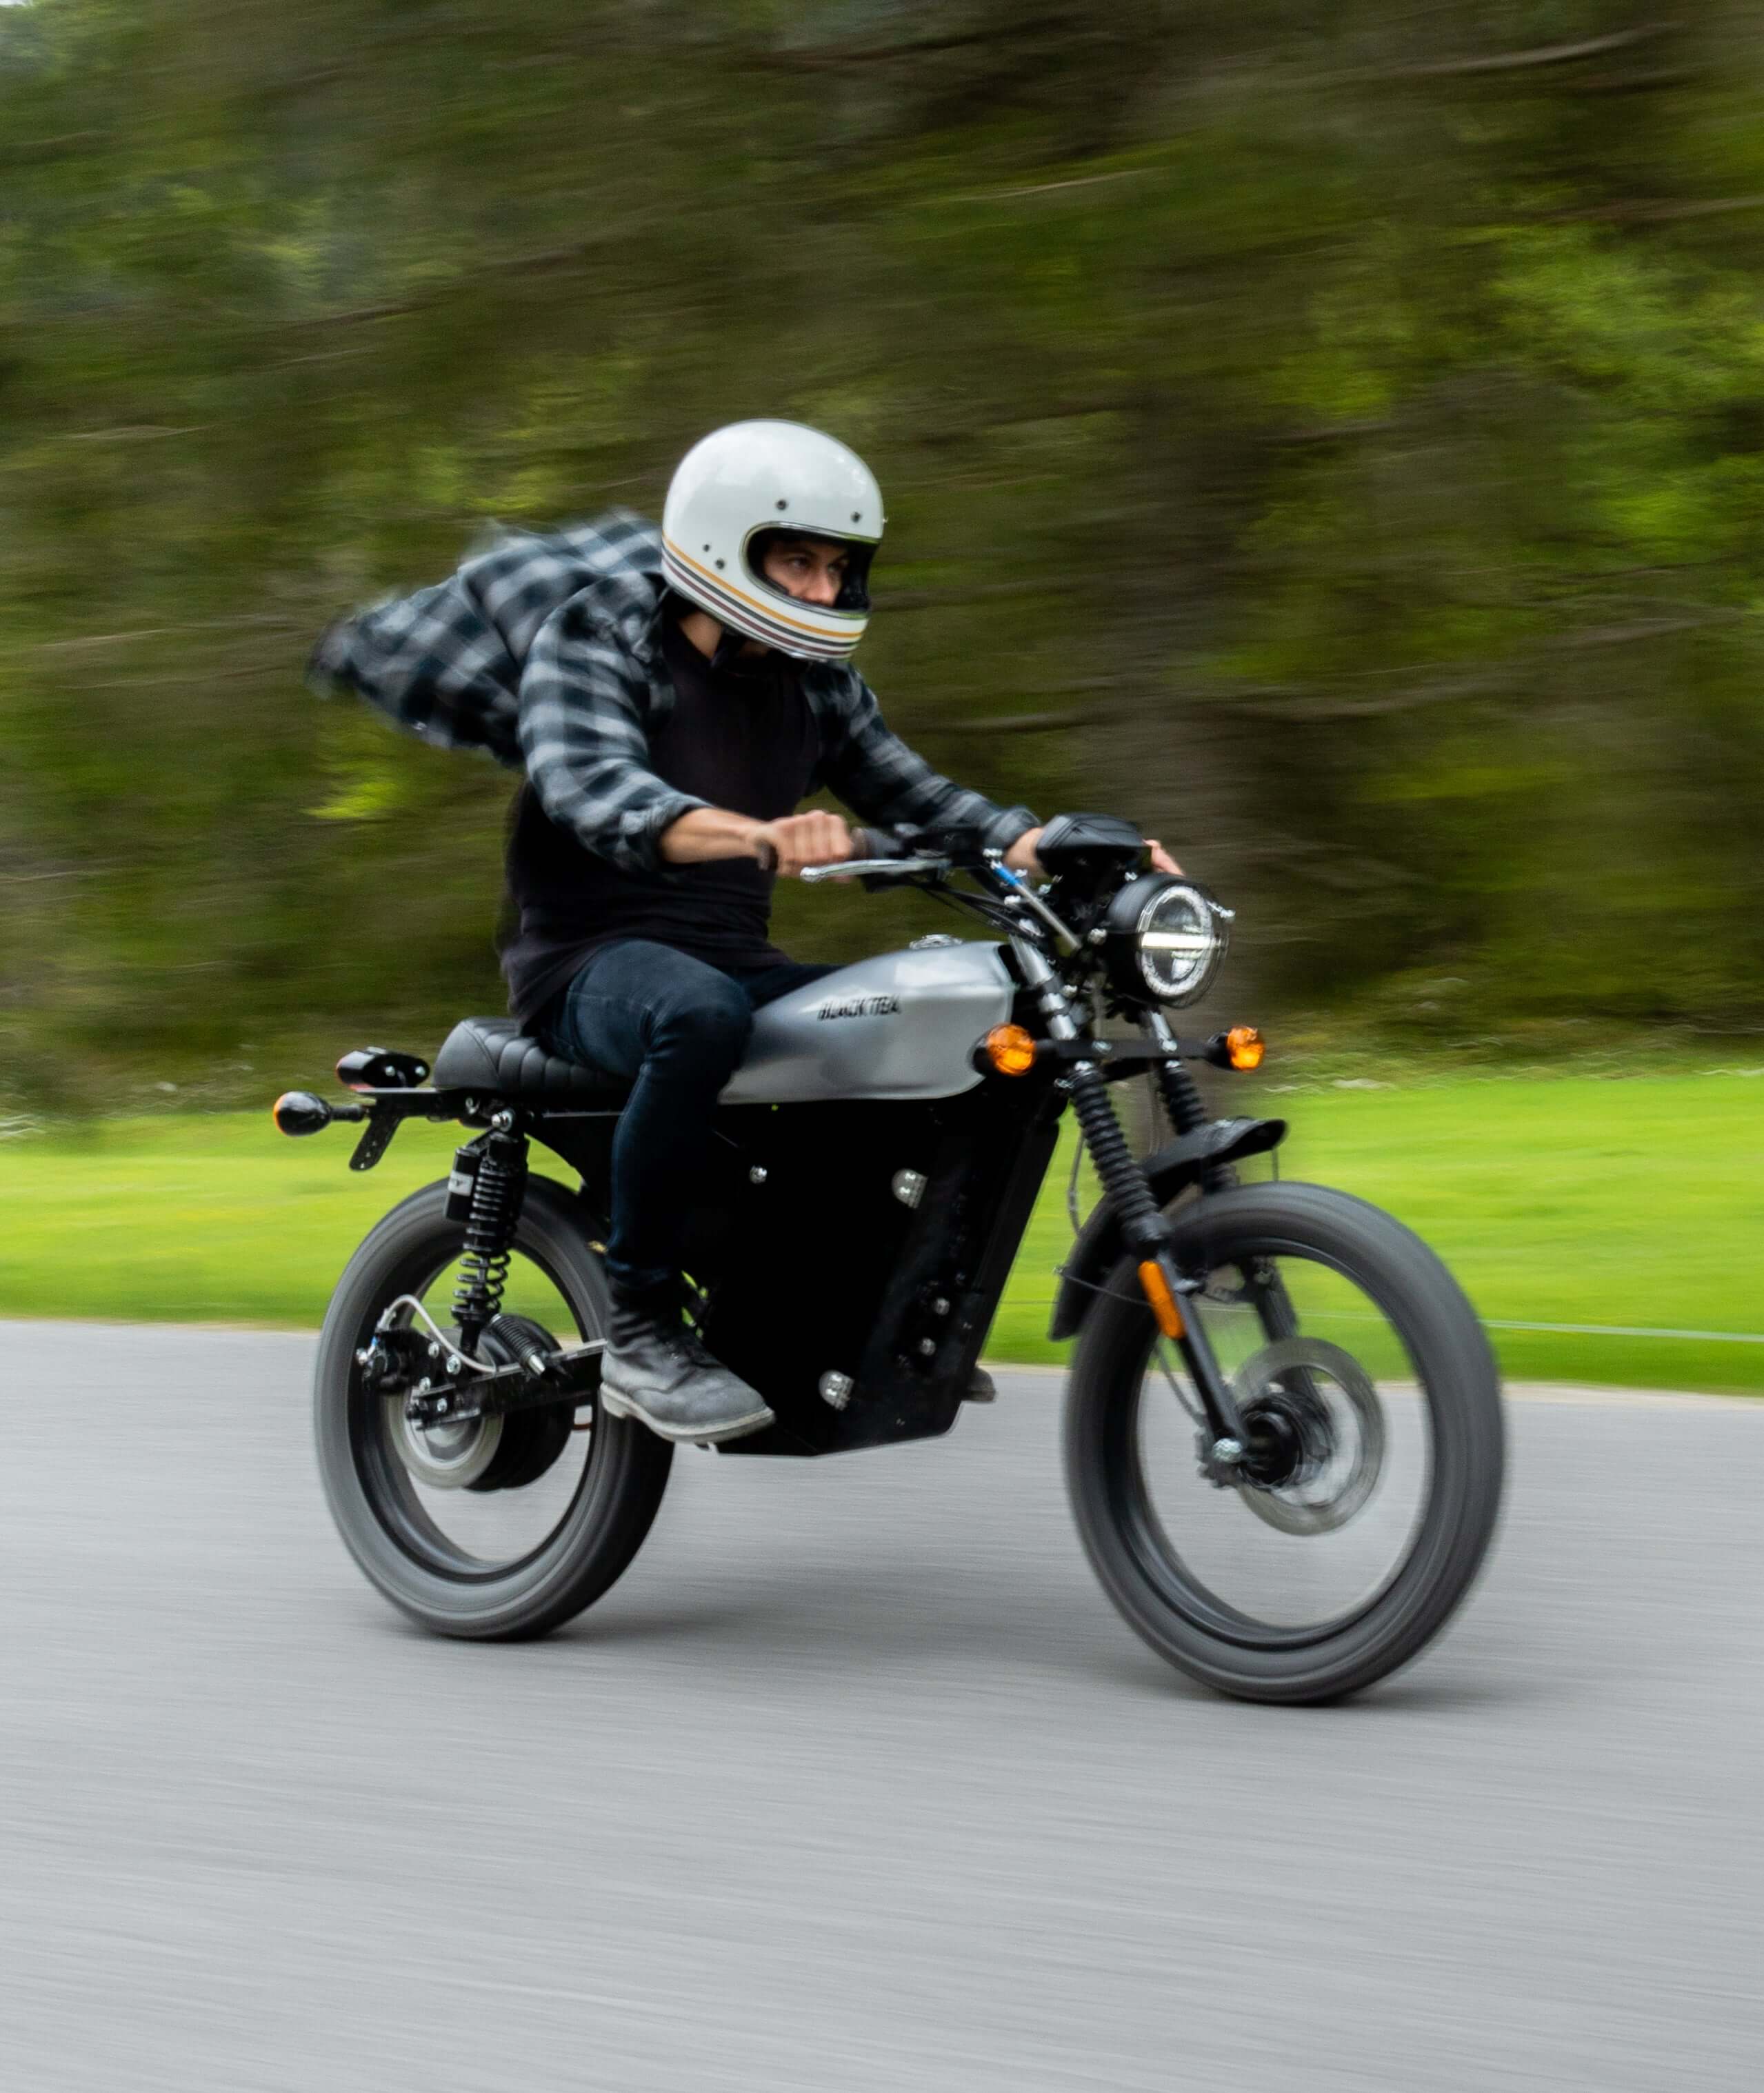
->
[744, 529, 876, 615]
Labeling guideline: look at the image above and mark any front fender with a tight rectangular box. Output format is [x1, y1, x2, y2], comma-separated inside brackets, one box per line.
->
[1048, 1116, 1287, 1341]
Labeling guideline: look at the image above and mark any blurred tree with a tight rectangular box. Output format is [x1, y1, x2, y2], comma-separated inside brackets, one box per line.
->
[3, 0, 1763, 1104]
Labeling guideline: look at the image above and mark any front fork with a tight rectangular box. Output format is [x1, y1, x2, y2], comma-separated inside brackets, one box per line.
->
[1015, 946, 1247, 1458]
[1147, 1008, 1313, 1414]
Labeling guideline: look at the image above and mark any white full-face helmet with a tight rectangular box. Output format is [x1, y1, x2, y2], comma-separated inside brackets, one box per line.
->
[661, 419, 885, 661]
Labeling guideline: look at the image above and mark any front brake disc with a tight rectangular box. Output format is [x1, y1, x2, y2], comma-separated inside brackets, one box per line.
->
[1231, 1336, 1386, 1536]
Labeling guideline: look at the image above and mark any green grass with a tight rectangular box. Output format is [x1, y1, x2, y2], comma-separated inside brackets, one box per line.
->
[2, 1066, 1761, 1391]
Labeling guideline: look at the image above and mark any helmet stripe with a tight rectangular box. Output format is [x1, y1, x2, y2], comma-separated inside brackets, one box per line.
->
[664, 540, 865, 638]
[662, 541, 864, 659]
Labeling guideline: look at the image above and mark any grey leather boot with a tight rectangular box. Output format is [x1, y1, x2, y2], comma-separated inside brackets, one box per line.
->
[599, 1296, 774, 1445]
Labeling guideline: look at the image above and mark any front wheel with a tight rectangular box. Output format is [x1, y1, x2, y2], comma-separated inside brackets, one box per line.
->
[1065, 1181, 1504, 1703]
[314, 1174, 672, 1639]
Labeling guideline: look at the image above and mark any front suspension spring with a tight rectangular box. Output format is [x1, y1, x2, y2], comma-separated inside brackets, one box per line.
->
[1156, 1058, 1237, 1192]
[452, 1128, 528, 1349]
[1068, 1067, 1167, 1257]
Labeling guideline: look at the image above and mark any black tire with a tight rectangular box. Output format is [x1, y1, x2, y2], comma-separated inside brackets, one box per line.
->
[314, 1174, 672, 1640]
[1065, 1181, 1504, 1703]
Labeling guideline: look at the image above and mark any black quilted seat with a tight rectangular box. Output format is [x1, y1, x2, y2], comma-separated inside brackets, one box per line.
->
[431, 1017, 630, 1104]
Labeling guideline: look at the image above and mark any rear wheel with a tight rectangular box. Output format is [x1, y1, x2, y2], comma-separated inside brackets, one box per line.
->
[1065, 1181, 1503, 1703]
[314, 1174, 672, 1639]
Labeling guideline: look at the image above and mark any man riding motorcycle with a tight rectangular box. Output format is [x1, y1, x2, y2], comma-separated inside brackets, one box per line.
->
[313, 419, 1175, 1445]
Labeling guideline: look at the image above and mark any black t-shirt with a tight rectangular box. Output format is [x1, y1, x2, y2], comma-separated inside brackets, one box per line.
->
[499, 619, 821, 1023]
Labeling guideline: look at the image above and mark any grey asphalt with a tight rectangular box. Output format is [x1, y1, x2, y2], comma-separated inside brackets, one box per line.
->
[2, 1322, 1761, 2092]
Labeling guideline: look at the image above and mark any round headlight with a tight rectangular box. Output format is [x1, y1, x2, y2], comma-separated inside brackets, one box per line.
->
[1103, 877, 1231, 1008]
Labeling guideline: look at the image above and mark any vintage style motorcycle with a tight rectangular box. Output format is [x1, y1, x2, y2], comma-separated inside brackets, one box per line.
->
[275, 814, 1504, 1703]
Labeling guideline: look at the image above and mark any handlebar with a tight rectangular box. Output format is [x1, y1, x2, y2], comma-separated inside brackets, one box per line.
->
[765, 825, 956, 887]
[799, 854, 950, 885]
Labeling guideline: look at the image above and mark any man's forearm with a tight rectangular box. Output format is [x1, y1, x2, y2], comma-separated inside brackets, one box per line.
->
[660, 806, 857, 877]
[658, 807, 766, 865]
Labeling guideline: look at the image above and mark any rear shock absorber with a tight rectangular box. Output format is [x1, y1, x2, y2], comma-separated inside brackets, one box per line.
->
[451, 1114, 529, 1352]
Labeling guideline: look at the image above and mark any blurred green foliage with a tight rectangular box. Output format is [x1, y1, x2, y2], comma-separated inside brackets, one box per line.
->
[4, 1, 1764, 1106]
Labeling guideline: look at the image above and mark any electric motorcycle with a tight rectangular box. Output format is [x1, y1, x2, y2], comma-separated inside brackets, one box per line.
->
[275, 813, 1504, 1703]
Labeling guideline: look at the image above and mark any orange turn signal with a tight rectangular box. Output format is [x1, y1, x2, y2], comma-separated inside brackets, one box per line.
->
[983, 1023, 1039, 1077]
[1138, 1261, 1187, 1339]
[1225, 1025, 1265, 1072]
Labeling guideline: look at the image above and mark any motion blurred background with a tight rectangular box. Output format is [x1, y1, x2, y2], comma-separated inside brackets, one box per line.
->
[8, 23, 1762, 2085]
[2, 1, 1761, 1383]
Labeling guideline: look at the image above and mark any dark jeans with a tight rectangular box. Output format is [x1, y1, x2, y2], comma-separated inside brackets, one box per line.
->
[537, 939, 834, 1303]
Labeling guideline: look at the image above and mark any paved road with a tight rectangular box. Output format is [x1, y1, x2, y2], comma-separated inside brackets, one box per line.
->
[2, 1322, 1761, 2092]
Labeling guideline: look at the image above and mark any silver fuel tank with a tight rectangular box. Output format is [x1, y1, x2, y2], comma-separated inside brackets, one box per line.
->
[720, 940, 1014, 1106]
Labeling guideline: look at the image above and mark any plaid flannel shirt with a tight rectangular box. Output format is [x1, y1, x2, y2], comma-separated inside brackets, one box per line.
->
[309, 510, 1037, 875]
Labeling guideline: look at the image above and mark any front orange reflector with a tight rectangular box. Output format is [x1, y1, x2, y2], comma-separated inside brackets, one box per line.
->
[1225, 1025, 1265, 1072]
[984, 1023, 1039, 1076]
[1138, 1260, 1187, 1339]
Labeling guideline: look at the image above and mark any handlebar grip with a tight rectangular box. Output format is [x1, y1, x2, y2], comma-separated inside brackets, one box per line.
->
[850, 827, 911, 863]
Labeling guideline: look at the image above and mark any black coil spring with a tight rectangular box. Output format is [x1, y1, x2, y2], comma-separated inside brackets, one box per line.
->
[1068, 1067, 1166, 1255]
[452, 1131, 528, 1345]
[1157, 1058, 1236, 1192]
